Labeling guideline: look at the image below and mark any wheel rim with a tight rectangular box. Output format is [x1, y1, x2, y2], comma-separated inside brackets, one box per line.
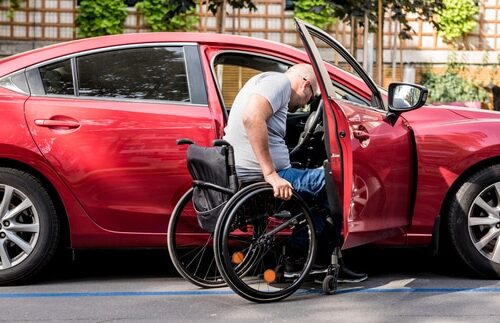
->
[468, 182, 500, 263]
[0, 184, 40, 270]
[218, 186, 316, 302]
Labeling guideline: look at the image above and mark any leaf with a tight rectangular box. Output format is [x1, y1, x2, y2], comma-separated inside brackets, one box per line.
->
[76, 0, 128, 38]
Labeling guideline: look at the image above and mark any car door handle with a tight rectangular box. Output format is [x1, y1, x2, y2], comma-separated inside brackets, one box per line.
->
[34, 119, 80, 129]
[353, 127, 370, 141]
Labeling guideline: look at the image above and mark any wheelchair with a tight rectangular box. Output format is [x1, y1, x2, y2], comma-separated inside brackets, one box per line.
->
[168, 137, 340, 302]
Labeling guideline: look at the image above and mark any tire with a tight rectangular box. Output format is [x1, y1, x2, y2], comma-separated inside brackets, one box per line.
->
[447, 164, 500, 277]
[214, 183, 317, 303]
[167, 188, 225, 288]
[167, 188, 259, 288]
[322, 274, 336, 295]
[0, 168, 60, 285]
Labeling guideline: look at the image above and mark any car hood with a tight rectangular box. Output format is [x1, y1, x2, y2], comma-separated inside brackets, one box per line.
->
[440, 105, 500, 120]
[402, 104, 500, 126]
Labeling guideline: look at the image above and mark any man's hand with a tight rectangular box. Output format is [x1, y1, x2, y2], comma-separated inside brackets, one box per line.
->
[264, 171, 293, 200]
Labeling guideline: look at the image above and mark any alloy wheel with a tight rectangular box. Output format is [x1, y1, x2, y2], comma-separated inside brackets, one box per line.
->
[468, 182, 500, 263]
[0, 184, 40, 270]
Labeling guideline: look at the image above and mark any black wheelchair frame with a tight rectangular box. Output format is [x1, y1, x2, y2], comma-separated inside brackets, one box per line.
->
[167, 138, 340, 302]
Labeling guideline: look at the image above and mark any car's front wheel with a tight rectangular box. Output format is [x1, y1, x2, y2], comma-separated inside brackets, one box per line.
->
[447, 164, 500, 277]
[0, 168, 60, 285]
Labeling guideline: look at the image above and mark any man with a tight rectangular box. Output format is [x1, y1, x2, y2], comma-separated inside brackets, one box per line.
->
[223, 63, 367, 283]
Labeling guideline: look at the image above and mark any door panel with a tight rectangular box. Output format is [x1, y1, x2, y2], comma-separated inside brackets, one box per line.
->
[25, 97, 215, 233]
[296, 19, 412, 249]
[338, 100, 413, 248]
[295, 19, 352, 245]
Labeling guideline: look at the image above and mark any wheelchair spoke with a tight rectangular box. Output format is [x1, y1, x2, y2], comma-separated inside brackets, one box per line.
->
[184, 238, 211, 270]
[215, 184, 316, 302]
[168, 188, 227, 288]
[177, 242, 208, 261]
[203, 254, 218, 281]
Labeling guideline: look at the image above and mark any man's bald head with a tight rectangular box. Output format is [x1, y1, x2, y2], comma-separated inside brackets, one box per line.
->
[286, 64, 319, 95]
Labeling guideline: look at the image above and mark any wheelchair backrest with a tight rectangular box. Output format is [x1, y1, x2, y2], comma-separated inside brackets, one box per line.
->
[186, 144, 235, 232]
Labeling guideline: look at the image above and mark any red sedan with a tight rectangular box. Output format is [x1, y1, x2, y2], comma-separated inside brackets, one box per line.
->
[0, 21, 499, 285]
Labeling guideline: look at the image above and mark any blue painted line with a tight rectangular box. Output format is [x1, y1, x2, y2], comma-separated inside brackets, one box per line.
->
[0, 290, 235, 299]
[305, 287, 500, 295]
[2, 287, 500, 299]
[342, 288, 500, 293]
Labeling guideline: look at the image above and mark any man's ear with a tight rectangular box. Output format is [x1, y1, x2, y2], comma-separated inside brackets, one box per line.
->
[300, 80, 307, 92]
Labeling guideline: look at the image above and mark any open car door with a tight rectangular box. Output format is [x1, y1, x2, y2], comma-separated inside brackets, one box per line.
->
[296, 20, 414, 249]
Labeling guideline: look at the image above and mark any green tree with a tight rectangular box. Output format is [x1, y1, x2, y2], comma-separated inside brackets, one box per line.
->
[76, 0, 128, 38]
[167, 0, 257, 33]
[327, 0, 444, 40]
[327, 0, 445, 84]
[436, 0, 479, 45]
[1, 0, 23, 19]
[292, 0, 336, 29]
[135, 0, 198, 32]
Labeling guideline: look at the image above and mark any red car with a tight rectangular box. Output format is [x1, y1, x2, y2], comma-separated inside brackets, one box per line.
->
[0, 21, 499, 285]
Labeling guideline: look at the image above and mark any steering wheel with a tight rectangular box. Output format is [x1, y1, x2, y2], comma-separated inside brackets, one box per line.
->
[289, 99, 324, 157]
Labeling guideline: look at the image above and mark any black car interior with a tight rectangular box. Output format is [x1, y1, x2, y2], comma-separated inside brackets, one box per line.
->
[212, 52, 365, 170]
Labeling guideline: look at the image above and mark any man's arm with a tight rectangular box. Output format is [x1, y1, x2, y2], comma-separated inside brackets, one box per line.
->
[243, 94, 293, 200]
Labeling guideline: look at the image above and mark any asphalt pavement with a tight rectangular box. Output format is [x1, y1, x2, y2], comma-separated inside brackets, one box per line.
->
[1, 247, 500, 322]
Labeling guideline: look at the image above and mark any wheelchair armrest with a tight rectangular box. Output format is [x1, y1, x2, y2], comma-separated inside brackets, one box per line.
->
[177, 138, 194, 145]
[213, 139, 231, 147]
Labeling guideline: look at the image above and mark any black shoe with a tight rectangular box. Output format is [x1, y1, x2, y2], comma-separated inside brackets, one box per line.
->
[309, 264, 329, 275]
[337, 264, 367, 283]
[284, 256, 306, 273]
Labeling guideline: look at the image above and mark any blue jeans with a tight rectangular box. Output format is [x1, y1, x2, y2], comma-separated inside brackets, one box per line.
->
[278, 167, 329, 210]
[278, 167, 330, 251]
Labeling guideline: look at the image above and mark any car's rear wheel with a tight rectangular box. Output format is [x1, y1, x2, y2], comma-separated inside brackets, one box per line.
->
[0, 168, 60, 285]
[447, 164, 500, 277]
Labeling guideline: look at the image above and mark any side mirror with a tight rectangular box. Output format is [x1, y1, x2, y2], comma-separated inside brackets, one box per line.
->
[388, 83, 428, 112]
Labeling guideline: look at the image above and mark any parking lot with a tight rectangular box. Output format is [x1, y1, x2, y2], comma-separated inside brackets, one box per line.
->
[2, 247, 500, 322]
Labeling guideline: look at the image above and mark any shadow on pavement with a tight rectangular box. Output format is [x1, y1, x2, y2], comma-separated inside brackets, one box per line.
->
[44, 245, 472, 283]
[341, 246, 471, 278]
[46, 249, 178, 282]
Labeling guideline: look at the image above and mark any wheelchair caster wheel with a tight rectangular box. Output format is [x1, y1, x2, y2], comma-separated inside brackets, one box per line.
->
[322, 275, 337, 295]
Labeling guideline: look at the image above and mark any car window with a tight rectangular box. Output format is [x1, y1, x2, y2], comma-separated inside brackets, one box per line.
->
[0, 70, 30, 94]
[333, 84, 369, 106]
[76, 46, 190, 102]
[39, 59, 74, 95]
[213, 52, 368, 112]
[213, 53, 289, 108]
[310, 35, 380, 110]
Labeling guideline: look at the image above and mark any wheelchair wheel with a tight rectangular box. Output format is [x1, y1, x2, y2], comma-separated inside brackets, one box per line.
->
[168, 188, 225, 288]
[168, 188, 260, 288]
[214, 183, 317, 302]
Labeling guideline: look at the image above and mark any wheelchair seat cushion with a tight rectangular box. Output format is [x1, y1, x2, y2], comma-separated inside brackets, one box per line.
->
[187, 144, 230, 232]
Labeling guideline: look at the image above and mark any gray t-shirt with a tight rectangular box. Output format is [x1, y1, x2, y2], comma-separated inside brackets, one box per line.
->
[223, 72, 291, 179]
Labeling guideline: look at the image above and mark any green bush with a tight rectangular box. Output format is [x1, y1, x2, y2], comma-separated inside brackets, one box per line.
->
[422, 70, 489, 103]
[293, 0, 336, 29]
[76, 0, 128, 38]
[437, 0, 479, 45]
[135, 0, 198, 32]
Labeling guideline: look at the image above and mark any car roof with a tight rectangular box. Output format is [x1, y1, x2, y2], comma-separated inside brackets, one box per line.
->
[0, 32, 374, 101]
[0, 32, 301, 77]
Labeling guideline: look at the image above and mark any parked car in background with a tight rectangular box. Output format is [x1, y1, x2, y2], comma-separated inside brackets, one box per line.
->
[0, 26, 500, 285]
